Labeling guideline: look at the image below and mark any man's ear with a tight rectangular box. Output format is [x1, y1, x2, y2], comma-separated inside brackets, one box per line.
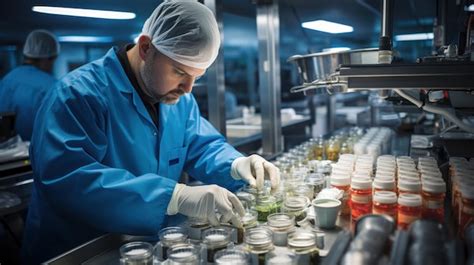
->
[138, 35, 152, 61]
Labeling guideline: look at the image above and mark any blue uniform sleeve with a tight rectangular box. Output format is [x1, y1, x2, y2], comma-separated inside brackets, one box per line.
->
[30, 84, 176, 235]
[183, 96, 246, 191]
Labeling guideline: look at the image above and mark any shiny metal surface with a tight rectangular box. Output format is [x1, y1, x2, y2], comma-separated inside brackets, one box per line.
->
[256, 1, 283, 156]
[287, 48, 379, 93]
[203, 0, 226, 136]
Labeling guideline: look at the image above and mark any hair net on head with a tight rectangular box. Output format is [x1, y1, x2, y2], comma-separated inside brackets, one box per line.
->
[23, 29, 60, 59]
[141, 0, 220, 69]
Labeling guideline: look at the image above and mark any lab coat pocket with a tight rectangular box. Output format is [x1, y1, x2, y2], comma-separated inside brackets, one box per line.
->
[167, 146, 187, 180]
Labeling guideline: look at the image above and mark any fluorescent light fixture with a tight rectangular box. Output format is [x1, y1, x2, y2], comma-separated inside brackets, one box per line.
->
[302, 20, 353, 34]
[58, 36, 114, 43]
[322, 47, 351, 52]
[395, 32, 433, 41]
[32, 6, 136, 20]
[467, 4, 474, 11]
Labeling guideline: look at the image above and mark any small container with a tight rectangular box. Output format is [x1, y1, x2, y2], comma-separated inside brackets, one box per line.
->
[287, 230, 320, 265]
[244, 227, 275, 265]
[255, 194, 279, 222]
[330, 174, 351, 216]
[187, 218, 210, 240]
[265, 251, 297, 265]
[267, 213, 296, 246]
[373, 178, 396, 193]
[236, 191, 256, 210]
[167, 243, 200, 265]
[214, 248, 249, 265]
[350, 178, 373, 224]
[282, 196, 310, 223]
[421, 179, 446, 222]
[373, 191, 398, 222]
[398, 179, 421, 195]
[203, 228, 231, 263]
[305, 173, 326, 198]
[459, 185, 474, 238]
[294, 185, 314, 201]
[237, 210, 259, 244]
[119, 241, 154, 265]
[398, 194, 422, 230]
[157, 227, 188, 261]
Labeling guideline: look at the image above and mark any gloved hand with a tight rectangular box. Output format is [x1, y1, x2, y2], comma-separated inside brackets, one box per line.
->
[167, 184, 245, 227]
[231, 154, 280, 191]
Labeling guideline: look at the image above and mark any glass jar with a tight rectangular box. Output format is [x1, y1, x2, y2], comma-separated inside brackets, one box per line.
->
[421, 179, 446, 223]
[157, 227, 188, 261]
[313, 138, 325, 161]
[267, 213, 296, 246]
[236, 191, 256, 210]
[305, 173, 326, 198]
[255, 194, 279, 222]
[326, 139, 340, 162]
[167, 243, 200, 265]
[287, 230, 320, 265]
[397, 194, 422, 230]
[202, 228, 231, 263]
[187, 218, 210, 240]
[350, 178, 373, 225]
[244, 227, 275, 265]
[282, 195, 309, 223]
[119, 241, 154, 265]
[237, 210, 258, 244]
[215, 248, 249, 265]
[373, 191, 398, 222]
[265, 251, 297, 265]
[294, 185, 314, 202]
[330, 174, 351, 216]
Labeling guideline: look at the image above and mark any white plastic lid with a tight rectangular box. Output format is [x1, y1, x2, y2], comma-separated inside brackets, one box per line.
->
[330, 175, 351, 186]
[374, 191, 397, 204]
[350, 177, 372, 190]
[398, 179, 421, 192]
[398, 170, 419, 179]
[398, 193, 422, 207]
[373, 178, 395, 190]
[422, 179, 446, 193]
[420, 170, 442, 178]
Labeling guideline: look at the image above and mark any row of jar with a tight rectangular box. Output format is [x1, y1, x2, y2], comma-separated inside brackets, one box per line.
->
[119, 221, 323, 265]
[353, 127, 393, 157]
[449, 157, 474, 237]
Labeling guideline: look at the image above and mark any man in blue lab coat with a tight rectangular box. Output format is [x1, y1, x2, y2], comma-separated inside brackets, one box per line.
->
[0, 29, 59, 141]
[21, 1, 280, 264]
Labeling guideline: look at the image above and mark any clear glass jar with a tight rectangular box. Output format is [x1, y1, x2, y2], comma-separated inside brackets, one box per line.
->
[313, 139, 325, 161]
[294, 185, 314, 201]
[305, 173, 326, 198]
[267, 213, 296, 246]
[281, 195, 309, 223]
[119, 241, 153, 265]
[237, 210, 258, 244]
[187, 218, 210, 240]
[157, 227, 188, 261]
[167, 243, 200, 265]
[236, 191, 256, 210]
[244, 227, 274, 265]
[215, 248, 249, 265]
[265, 250, 297, 265]
[202, 228, 231, 263]
[287, 230, 320, 265]
[255, 194, 279, 222]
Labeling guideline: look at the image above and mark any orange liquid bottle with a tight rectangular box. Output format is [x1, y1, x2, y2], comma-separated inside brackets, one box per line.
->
[373, 191, 398, 223]
[421, 179, 446, 223]
[397, 194, 422, 230]
[350, 177, 372, 225]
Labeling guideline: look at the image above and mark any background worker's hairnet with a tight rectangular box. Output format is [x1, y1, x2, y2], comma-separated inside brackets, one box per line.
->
[23, 29, 60, 59]
[141, 0, 220, 69]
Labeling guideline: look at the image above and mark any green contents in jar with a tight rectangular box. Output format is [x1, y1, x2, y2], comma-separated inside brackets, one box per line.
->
[255, 195, 279, 222]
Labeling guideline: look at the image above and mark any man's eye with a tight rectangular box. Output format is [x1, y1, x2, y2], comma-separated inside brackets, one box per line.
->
[174, 69, 185, 76]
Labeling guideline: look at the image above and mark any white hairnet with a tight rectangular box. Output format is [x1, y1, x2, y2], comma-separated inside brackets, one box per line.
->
[141, 0, 220, 69]
[23, 30, 60, 59]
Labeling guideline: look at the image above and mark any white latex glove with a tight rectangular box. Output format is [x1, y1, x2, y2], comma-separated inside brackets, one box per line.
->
[231, 154, 280, 191]
[167, 184, 245, 227]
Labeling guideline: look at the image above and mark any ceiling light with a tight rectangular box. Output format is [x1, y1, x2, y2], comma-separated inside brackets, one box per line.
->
[467, 4, 474, 11]
[395, 33, 433, 41]
[58, 36, 114, 43]
[322, 47, 351, 52]
[302, 20, 353, 34]
[32, 6, 136, 20]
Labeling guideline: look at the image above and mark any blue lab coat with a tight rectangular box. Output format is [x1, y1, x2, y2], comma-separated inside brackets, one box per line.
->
[21, 48, 245, 264]
[0, 65, 56, 141]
